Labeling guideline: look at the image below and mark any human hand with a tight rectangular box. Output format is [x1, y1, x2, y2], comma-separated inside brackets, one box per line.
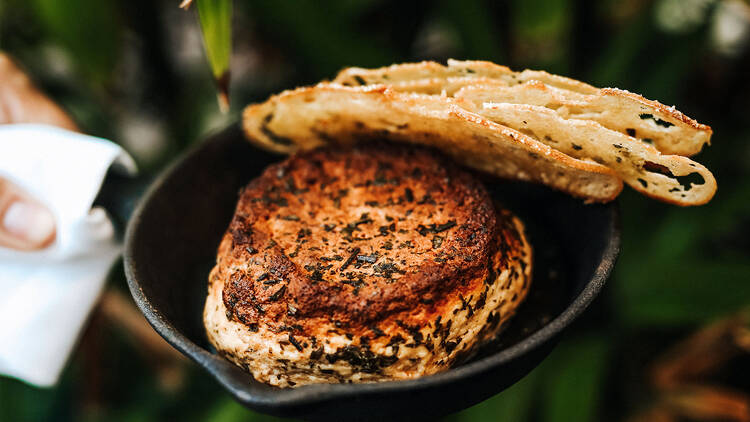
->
[0, 53, 78, 250]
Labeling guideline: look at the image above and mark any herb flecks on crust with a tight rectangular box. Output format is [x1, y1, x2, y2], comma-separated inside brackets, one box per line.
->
[204, 143, 532, 387]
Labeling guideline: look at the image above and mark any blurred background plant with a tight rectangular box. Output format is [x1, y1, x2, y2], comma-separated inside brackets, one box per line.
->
[1, 0, 750, 420]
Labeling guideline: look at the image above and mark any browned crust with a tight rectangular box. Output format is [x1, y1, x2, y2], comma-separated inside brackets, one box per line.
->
[205, 184, 532, 385]
[206, 143, 534, 386]
[215, 143, 503, 335]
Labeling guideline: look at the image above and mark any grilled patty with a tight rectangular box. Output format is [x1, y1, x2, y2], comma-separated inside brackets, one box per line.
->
[204, 142, 532, 387]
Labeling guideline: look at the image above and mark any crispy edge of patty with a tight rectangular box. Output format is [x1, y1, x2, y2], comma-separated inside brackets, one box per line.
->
[204, 208, 532, 387]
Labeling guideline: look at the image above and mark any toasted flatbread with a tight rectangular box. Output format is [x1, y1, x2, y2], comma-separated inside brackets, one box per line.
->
[334, 59, 598, 94]
[454, 82, 711, 156]
[334, 60, 712, 156]
[243, 83, 623, 203]
[473, 102, 716, 206]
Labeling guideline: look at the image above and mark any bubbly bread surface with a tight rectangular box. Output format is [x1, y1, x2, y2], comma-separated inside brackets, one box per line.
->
[334, 59, 711, 156]
[242, 83, 623, 203]
[204, 143, 532, 387]
[324, 60, 717, 205]
[469, 101, 716, 205]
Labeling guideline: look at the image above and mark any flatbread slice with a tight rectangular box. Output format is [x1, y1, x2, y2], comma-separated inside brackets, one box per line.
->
[472, 102, 716, 206]
[364, 77, 715, 204]
[454, 82, 711, 156]
[243, 83, 623, 203]
[334, 59, 598, 94]
[334, 60, 712, 156]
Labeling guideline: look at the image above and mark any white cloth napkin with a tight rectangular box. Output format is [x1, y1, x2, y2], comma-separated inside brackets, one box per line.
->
[0, 124, 136, 387]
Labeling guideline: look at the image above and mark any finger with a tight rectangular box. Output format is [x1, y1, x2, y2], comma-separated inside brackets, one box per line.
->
[0, 53, 79, 131]
[0, 176, 56, 251]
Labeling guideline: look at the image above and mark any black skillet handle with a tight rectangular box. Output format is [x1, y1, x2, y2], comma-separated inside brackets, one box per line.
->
[93, 168, 151, 240]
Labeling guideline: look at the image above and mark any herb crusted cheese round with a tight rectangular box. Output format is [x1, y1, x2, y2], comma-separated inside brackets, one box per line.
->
[204, 142, 532, 387]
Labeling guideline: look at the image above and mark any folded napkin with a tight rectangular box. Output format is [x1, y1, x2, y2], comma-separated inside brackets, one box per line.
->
[0, 124, 136, 387]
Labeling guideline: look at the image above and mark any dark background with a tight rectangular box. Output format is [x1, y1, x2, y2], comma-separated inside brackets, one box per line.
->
[1, 0, 749, 420]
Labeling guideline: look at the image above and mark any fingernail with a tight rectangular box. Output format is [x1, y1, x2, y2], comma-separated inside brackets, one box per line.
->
[2, 200, 56, 247]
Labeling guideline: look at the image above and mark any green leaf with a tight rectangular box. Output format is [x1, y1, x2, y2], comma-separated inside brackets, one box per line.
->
[617, 259, 750, 327]
[198, 0, 232, 80]
[0, 377, 58, 422]
[30, 0, 120, 85]
[450, 366, 539, 421]
[615, 179, 750, 328]
[197, 0, 232, 109]
[510, 0, 573, 72]
[437, 0, 505, 63]
[512, 0, 572, 40]
[201, 397, 289, 422]
[246, 0, 394, 79]
[539, 334, 611, 422]
[588, 12, 652, 88]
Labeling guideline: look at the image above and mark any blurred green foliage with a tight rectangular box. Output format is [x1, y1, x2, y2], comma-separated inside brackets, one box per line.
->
[29, 0, 120, 86]
[197, 0, 232, 82]
[1, 0, 749, 421]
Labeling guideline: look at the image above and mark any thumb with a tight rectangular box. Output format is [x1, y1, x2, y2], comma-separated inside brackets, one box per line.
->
[0, 176, 56, 251]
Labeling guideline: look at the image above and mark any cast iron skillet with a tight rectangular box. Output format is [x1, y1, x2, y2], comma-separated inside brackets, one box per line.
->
[122, 124, 620, 421]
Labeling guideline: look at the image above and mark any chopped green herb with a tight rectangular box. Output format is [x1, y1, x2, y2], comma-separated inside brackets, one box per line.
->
[269, 285, 286, 301]
[417, 220, 456, 236]
[340, 248, 361, 271]
[404, 188, 414, 202]
[288, 333, 304, 351]
[639, 113, 674, 128]
[310, 346, 324, 360]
